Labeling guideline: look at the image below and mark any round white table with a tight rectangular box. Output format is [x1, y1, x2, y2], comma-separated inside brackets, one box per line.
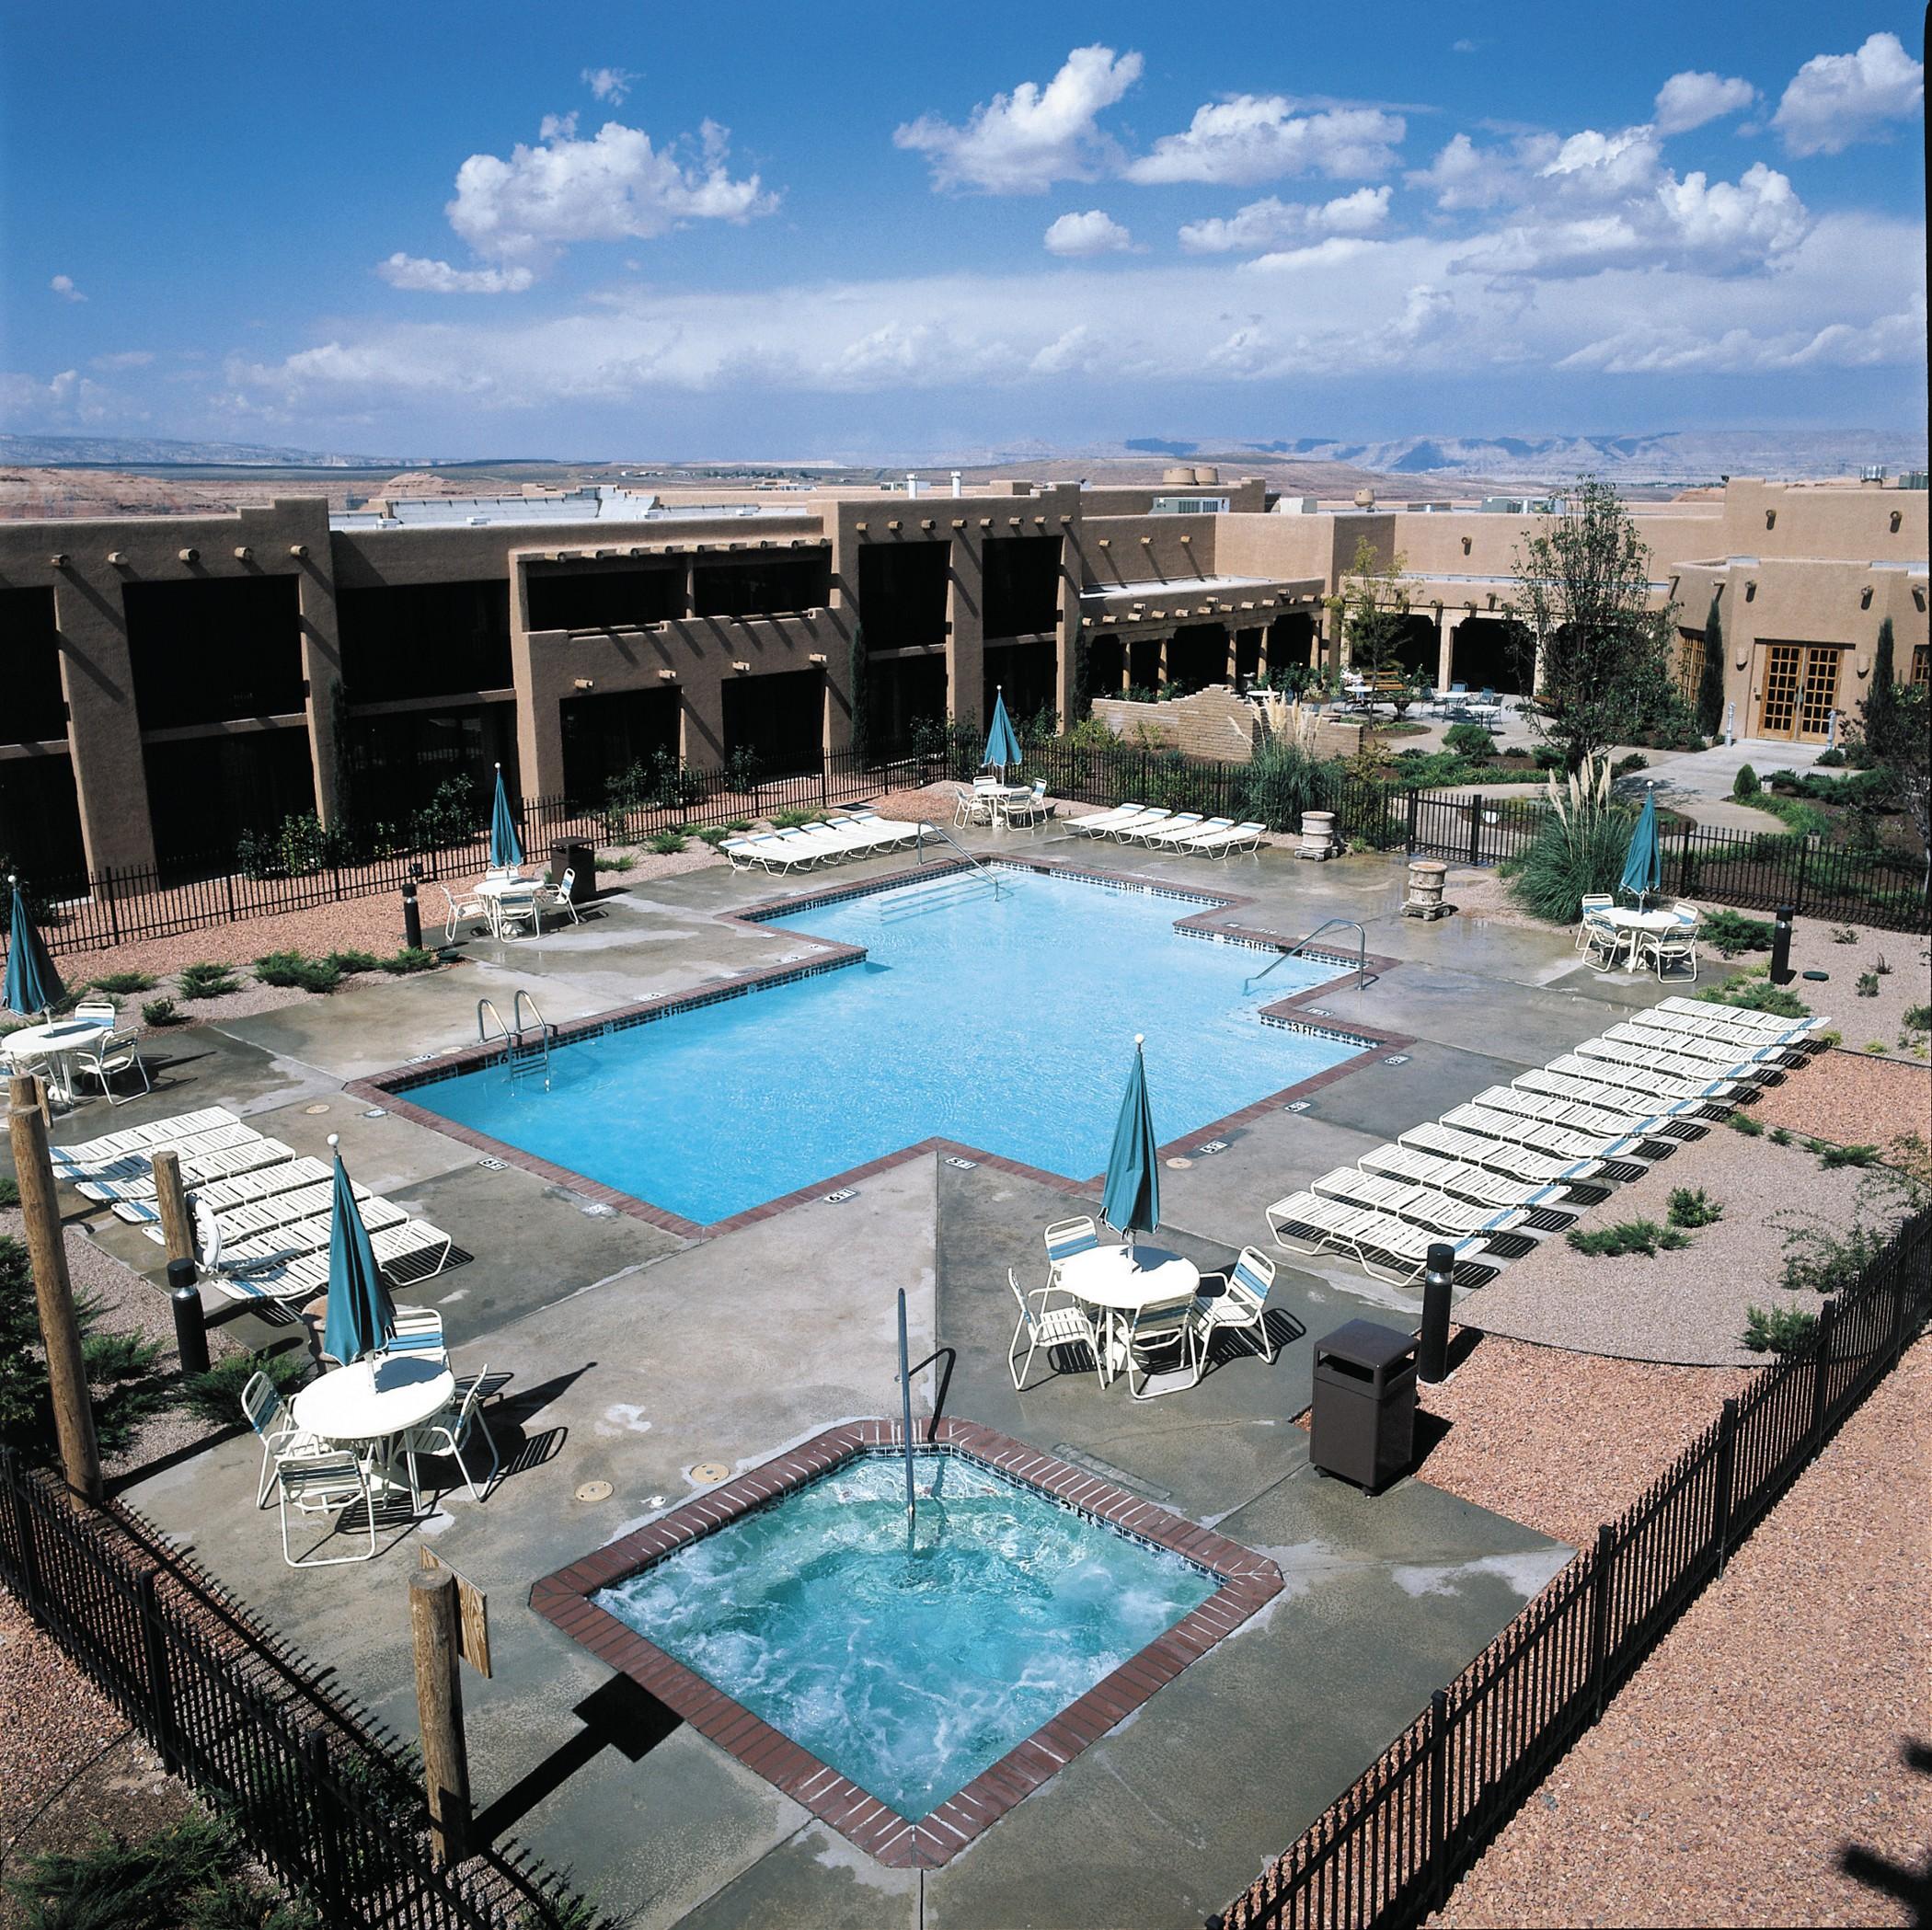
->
[293, 1355, 455, 1504]
[473, 872, 545, 936]
[2, 1017, 111, 1098]
[1603, 906, 1691, 972]
[1054, 1245, 1202, 1384]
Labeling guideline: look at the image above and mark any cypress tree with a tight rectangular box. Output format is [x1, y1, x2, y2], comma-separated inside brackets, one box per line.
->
[1071, 634, 1092, 723]
[1860, 615, 1897, 754]
[1696, 594, 1726, 738]
[847, 621, 869, 765]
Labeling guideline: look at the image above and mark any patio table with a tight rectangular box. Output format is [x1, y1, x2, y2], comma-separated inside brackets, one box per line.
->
[2, 1016, 111, 1102]
[1055, 1244, 1202, 1386]
[1602, 905, 1692, 972]
[293, 1354, 454, 1507]
[473, 872, 545, 937]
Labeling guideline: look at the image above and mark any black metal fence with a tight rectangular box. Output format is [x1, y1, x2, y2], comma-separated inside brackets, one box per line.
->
[0, 1452, 600, 1928]
[1219, 1204, 1932, 1930]
[3, 743, 1925, 964]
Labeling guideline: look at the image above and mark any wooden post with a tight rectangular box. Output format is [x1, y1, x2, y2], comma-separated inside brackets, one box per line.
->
[409, 1567, 471, 1866]
[7, 1074, 101, 1504]
[151, 1150, 194, 1267]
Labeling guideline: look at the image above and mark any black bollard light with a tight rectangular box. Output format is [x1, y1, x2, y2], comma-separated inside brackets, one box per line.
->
[1769, 902, 1795, 984]
[168, 1258, 210, 1377]
[402, 862, 424, 952]
[1417, 1242, 1454, 1384]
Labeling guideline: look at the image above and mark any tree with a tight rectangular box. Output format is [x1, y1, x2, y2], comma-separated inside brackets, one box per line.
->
[846, 621, 870, 765]
[1332, 534, 1412, 685]
[1857, 617, 1929, 887]
[1696, 594, 1727, 738]
[1070, 633, 1092, 723]
[1507, 477, 1677, 770]
[1860, 616, 1899, 760]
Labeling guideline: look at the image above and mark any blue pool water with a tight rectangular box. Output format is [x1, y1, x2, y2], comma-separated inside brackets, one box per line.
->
[411, 868, 1351, 1223]
[594, 1452, 1217, 1819]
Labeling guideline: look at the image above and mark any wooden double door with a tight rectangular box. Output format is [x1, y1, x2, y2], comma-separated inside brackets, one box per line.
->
[1755, 642, 1843, 741]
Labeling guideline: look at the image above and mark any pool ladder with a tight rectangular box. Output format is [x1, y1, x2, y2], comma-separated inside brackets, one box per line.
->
[913, 821, 1004, 898]
[478, 989, 555, 1081]
[1244, 918, 1367, 994]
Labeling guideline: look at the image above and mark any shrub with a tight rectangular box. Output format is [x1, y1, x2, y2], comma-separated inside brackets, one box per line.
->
[1508, 757, 1635, 925]
[1696, 973, 1809, 1020]
[1700, 909, 1775, 957]
[178, 1348, 309, 1425]
[1855, 971, 1879, 997]
[0, 1175, 16, 1208]
[1442, 722, 1498, 758]
[1814, 746, 1846, 766]
[177, 962, 240, 1000]
[141, 996, 181, 1028]
[1742, 1304, 1819, 1354]
[378, 946, 438, 974]
[647, 829, 688, 855]
[1904, 1004, 1931, 1033]
[1612, 752, 1650, 775]
[1768, 1126, 1792, 1146]
[1829, 925, 1858, 944]
[324, 948, 382, 975]
[254, 950, 340, 994]
[1865, 1040, 1889, 1055]
[770, 808, 825, 830]
[91, 971, 155, 994]
[1532, 743, 1568, 770]
[1667, 1187, 1723, 1229]
[1237, 735, 1330, 833]
[1727, 1110, 1765, 1136]
[1777, 1167, 1925, 1294]
[1817, 1142, 1879, 1168]
[1565, 1218, 1690, 1258]
[694, 826, 733, 847]
[1731, 763, 1759, 798]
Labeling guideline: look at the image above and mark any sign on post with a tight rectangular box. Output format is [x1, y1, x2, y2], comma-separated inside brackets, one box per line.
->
[419, 1546, 491, 1677]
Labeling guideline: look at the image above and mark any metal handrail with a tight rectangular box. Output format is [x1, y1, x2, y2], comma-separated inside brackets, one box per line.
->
[913, 821, 1004, 896]
[1245, 917, 1367, 994]
[478, 991, 553, 1074]
[476, 997, 510, 1047]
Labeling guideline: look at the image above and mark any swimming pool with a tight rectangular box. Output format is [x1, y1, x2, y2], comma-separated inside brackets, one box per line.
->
[405, 867, 1356, 1224]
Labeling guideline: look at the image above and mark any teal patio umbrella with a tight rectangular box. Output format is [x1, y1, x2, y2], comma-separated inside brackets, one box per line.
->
[1619, 786, 1662, 908]
[320, 1135, 395, 1366]
[489, 764, 523, 871]
[1101, 1034, 1161, 1256]
[3, 877, 65, 1018]
[983, 686, 1023, 780]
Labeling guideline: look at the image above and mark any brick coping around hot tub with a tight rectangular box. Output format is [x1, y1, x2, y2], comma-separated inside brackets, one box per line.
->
[527, 1417, 1284, 1869]
[347, 853, 1411, 1240]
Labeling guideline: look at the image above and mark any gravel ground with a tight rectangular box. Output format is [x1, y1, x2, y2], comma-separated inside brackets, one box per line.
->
[1439, 866, 1573, 935]
[1754, 1051, 1931, 1160]
[1455, 1131, 1880, 1366]
[1415, 1335, 1754, 1549]
[1779, 918, 1931, 1065]
[1431, 1335, 1932, 1930]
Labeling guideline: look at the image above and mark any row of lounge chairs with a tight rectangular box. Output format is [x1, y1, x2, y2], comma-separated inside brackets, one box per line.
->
[51, 1107, 454, 1304]
[1264, 997, 1827, 1289]
[721, 812, 925, 875]
[1070, 805, 1266, 860]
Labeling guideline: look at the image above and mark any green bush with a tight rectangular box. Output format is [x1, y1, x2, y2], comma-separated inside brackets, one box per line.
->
[177, 962, 240, 1000]
[1814, 746, 1846, 766]
[1904, 1004, 1931, 1033]
[1768, 1126, 1792, 1146]
[1667, 1187, 1723, 1229]
[91, 971, 155, 994]
[1700, 909, 1776, 957]
[0, 1175, 16, 1208]
[179, 1348, 309, 1425]
[141, 996, 182, 1028]
[1508, 795, 1637, 925]
[1727, 1110, 1765, 1136]
[770, 807, 825, 830]
[1696, 972, 1810, 1020]
[1612, 752, 1650, 775]
[254, 950, 340, 994]
[1816, 1142, 1879, 1169]
[1565, 1218, 1691, 1258]
[1237, 736, 1331, 832]
[1442, 722, 1497, 758]
[1731, 763, 1759, 798]
[1742, 1304, 1819, 1354]
[647, 829, 688, 854]
[378, 946, 438, 974]
[694, 826, 734, 847]
[324, 948, 382, 975]
[1533, 743, 1568, 770]
[1855, 971, 1879, 997]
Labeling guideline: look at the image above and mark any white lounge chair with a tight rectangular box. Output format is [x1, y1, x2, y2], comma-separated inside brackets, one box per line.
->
[1069, 802, 1155, 837]
[1184, 821, 1266, 860]
[1313, 1165, 1534, 1241]
[1398, 1120, 1611, 1188]
[1438, 1102, 1651, 1168]
[1604, 1019, 1787, 1070]
[1121, 812, 1204, 846]
[1268, 1190, 1484, 1286]
[1359, 1143, 1589, 1220]
[1654, 996, 1823, 1036]
[1512, 1071, 1707, 1132]
[1556, 1045, 1745, 1100]
[1471, 1085, 1686, 1147]
[1634, 1007, 1822, 1051]
[1142, 815, 1231, 849]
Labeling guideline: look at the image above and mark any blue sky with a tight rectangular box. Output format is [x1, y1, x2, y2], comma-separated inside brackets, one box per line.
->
[2, 2, 1923, 460]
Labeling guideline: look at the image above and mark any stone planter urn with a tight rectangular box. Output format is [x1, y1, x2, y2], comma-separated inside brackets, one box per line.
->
[1298, 810, 1339, 861]
[1405, 858, 1450, 919]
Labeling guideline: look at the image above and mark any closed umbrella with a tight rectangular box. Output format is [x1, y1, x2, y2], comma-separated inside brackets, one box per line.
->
[983, 687, 1023, 782]
[1619, 786, 1661, 909]
[3, 877, 64, 1018]
[320, 1135, 395, 1367]
[1101, 1034, 1161, 1257]
[489, 764, 523, 872]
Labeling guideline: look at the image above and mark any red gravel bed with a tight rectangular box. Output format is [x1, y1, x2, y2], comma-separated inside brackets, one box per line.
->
[1754, 1051, 1931, 1159]
[1432, 1336, 1932, 1929]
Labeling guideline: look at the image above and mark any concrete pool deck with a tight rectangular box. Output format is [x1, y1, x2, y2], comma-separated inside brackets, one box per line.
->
[63, 823, 1747, 1927]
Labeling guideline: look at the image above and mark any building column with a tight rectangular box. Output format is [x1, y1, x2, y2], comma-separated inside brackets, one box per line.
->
[1052, 533, 1080, 725]
[297, 554, 343, 828]
[945, 532, 984, 731]
[1437, 608, 1466, 691]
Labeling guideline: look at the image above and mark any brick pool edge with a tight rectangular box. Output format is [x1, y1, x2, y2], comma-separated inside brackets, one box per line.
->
[528, 1417, 1284, 1870]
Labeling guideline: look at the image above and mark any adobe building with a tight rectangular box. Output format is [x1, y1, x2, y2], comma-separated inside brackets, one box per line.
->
[0, 473, 1924, 881]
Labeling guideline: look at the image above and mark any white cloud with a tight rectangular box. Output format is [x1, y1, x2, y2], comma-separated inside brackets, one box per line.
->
[90, 350, 155, 370]
[1537, 126, 1665, 201]
[893, 45, 1142, 193]
[1452, 39, 1478, 55]
[1043, 210, 1133, 257]
[49, 274, 85, 302]
[538, 111, 578, 142]
[1559, 294, 1928, 374]
[1179, 185, 1390, 253]
[1407, 132, 1558, 210]
[377, 253, 537, 293]
[1124, 98, 1404, 185]
[1772, 32, 1923, 155]
[1652, 71, 1758, 135]
[443, 116, 778, 266]
[1, 365, 132, 426]
[582, 66, 638, 106]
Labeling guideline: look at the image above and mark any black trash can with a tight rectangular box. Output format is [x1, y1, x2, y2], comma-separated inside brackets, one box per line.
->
[549, 838, 596, 904]
[1309, 1319, 1418, 1491]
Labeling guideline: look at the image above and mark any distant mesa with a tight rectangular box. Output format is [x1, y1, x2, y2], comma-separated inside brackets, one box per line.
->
[1123, 438, 1200, 457]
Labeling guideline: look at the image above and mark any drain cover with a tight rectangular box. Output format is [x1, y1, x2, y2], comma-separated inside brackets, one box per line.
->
[1165, 1156, 1193, 1169]
[690, 1462, 730, 1485]
[574, 1480, 613, 1503]
[303, 1104, 330, 1115]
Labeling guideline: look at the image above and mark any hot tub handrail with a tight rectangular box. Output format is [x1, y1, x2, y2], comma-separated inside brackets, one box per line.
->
[896, 1288, 916, 1526]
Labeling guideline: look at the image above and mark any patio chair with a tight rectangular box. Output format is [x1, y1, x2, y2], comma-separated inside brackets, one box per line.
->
[1638, 915, 1699, 983]
[276, 1447, 377, 1568]
[541, 867, 582, 926]
[1191, 1246, 1280, 1363]
[73, 997, 119, 1028]
[1125, 1289, 1204, 1401]
[1654, 996, 1819, 1037]
[241, 1368, 318, 1509]
[1043, 1214, 1100, 1283]
[490, 886, 543, 938]
[436, 882, 486, 942]
[1006, 1268, 1102, 1392]
[1001, 779, 1048, 830]
[1575, 894, 1615, 949]
[383, 1304, 447, 1361]
[71, 1029, 150, 1106]
[403, 1365, 500, 1503]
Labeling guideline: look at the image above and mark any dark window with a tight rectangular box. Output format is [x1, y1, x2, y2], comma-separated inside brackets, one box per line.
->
[722, 668, 823, 775]
[124, 576, 305, 727]
[1129, 637, 1163, 690]
[1234, 626, 1263, 688]
[0, 753, 84, 879]
[692, 551, 830, 618]
[560, 689, 681, 800]
[339, 702, 518, 828]
[857, 542, 949, 649]
[1, 588, 66, 743]
[983, 641, 1056, 729]
[982, 536, 1062, 638]
[526, 566, 684, 632]
[337, 580, 512, 701]
[868, 657, 949, 757]
[1447, 617, 1524, 695]
[1085, 638, 1125, 697]
[1167, 625, 1230, 694]
[144, 729, 316, 869]
[1265, 613, 1314, 671]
